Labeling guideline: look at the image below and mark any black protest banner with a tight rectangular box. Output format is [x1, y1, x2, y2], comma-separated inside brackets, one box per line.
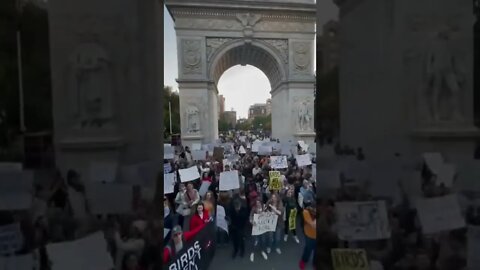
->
[331, 248, 369, 270]
[165, 222, 216, 270]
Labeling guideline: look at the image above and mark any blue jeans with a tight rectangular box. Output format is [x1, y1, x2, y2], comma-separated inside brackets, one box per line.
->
[252, 233, 268, 252]
[301, 236, 316, 263]
[269, 227, 282, 249]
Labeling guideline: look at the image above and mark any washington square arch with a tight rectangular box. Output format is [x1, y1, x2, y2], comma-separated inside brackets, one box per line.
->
[166, 0, 316, 147]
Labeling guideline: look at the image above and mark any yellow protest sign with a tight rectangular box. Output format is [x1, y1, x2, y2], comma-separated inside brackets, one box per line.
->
[288, 208, 297, 230]
[268, 171, 282, 191]
[331, 249, 369, 270]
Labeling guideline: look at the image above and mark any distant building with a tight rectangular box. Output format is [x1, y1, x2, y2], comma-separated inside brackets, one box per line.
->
[248, 103, 268, 119]
[317, 20, 339, 75]
[266, 98, 272, 115]
[222, 110, 237, 127]
[218, 95, 225, 117]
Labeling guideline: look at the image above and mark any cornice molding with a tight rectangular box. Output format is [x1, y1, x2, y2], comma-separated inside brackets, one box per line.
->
[169, 8, 316, 22]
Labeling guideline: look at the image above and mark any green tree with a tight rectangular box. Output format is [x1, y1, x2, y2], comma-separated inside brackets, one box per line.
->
[163, 85, 180, 138]
[218, 118, 230, 132]
[252, 114, 271, 132]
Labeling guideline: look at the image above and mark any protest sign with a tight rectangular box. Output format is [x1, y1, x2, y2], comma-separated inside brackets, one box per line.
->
[216, 205, 229, 234]
[295, 154, 312, 167]
[270, 156, 288, 169]
[47, 231, 113, 270]
[86, 183, 133, 215]
[0, 162, 22, 171]
[213, 147, 224, 162]
[192, 150, 207, 161]
[164, 145, 174, 160]
[179, 166, 200, 183]
[219, 170, 240, 191]
[415, 194, 465, 235]
[166, 222, 216, 270]
[251, 142, 261, 152]
[331, 249, 369, 270]
[89, 161, 117, 183]
[423, 152, 443, 175]
[252, 212, 278, 236]
[298, 141, 309, 152]
[268, 171, 282, 191]
[164, 173, 176, 194]
[335, 201, 391, 241]
[0, 223, 23, 255]
[198, 181, 211, 197]
[468, 226, 480, 270]
[258, 145, 272, 156]
[239, 145, 246, 154]
[288, 208, 297, 231]
[246, 143, 251, 149]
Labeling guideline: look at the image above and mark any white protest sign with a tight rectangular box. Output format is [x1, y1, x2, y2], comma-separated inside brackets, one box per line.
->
[164, 229, 170, 239]
[298, 141, 309, 152]
[219, 170, 240, 191]
[164, 145, 174, 159]
[415, 194, 465, 235]
[437, 163, 456, 187]
[86, 183, 133, 215]
[252, 212, 279, 235]
[239, 145, 246, 154]
[335, 201, 391, 241]
[270, 156, 288, 169]
[164, 163, 172, 173]
[281, 144, 293, 156]
[89, 161, 117, 183]
[246, 143, 251, 149]
[199, 181, 211, 198]
[0, 223, 23, 255]
[47, 231, 113, 270]
[178, 166, 200, 183]
[252, 142, 261, 152]
[191, 143, 202, 151]
[239, 136, 246, 142]
[192, 150, 207, 161]
[164, 173, 175, 194]
[0, 163, 22, 171]
[423, 152, 444, 175]
[216, 205, 229, 233]
[468, 226, 480, 270]
[295, 154, 312, 167]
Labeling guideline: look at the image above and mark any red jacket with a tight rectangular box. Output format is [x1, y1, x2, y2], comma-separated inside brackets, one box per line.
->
[163, 222, 206, 264]
[189, 210, 210, 231]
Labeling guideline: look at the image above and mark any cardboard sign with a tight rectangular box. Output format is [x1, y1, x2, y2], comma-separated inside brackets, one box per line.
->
[47, 231, 113, 270]
[164, 145, 174, 160]
[270, 156, 288, 169]
[86, 183, 133, 215]
[252, 212, 279, 236]
[335, 201, 391, 241]
[219, 170, 240, 191]
[166, 222, 216, 270]
[331, 249, 369, 270]
[288, 208, 297, 231]
[268, 171, 282, 191]
[179, 166, 200, 183]
[0, 223, 23, 255]
[164, 173, 175, 194]
[213, 147, 224, 162]
[415, 194, 465, 234]
[296, 154, 312, 167]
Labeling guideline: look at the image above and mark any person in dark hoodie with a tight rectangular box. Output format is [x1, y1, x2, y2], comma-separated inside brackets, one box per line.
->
[227, 198, 249, 259]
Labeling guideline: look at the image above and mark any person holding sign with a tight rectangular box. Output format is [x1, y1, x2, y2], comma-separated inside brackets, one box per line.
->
[266, 193, 284, 255]
[162, 223, 207, 264]
[249, 199, 269, 262]
[299, 200, 317, 270]
[283, 188, 300, 244]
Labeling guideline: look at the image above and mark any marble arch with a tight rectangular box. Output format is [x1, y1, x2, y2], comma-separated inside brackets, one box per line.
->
[167, 0, 316, 147]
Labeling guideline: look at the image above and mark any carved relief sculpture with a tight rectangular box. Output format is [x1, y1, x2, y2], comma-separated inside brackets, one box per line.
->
[292, 42, 311, 74]
[263, 39, 289, 64]
[69, 41, 114, 128]
[423, 29, 465, 123]
[185, 105, 201, 134]
[182, 40, 202, 74]
[293, 97, 314, 132]
[236, 13, 262, 37]
[206, 38, 233, 62]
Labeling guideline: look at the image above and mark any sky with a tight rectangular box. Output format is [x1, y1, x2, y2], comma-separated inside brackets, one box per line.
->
[163, 3, 338, 119]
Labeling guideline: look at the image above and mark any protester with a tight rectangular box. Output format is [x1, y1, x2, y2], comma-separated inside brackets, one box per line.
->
[266, 192, 284, 255]
[228, 198, 249, 259]
[162, 223, 207, 264]
[249, 199, 269, 262]
[189, 202, 210, 231]
[283, 187, 300, 244]
[299, 200, 316, 270]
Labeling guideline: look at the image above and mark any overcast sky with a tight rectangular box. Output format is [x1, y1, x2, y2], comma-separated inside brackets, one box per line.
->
[163, 2, 338, 119]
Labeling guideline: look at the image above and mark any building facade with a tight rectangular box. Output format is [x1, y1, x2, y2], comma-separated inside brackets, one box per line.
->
[218, 95, 225, 117]
[248, 103, 268, 119]
[317, 20, 339, 75]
